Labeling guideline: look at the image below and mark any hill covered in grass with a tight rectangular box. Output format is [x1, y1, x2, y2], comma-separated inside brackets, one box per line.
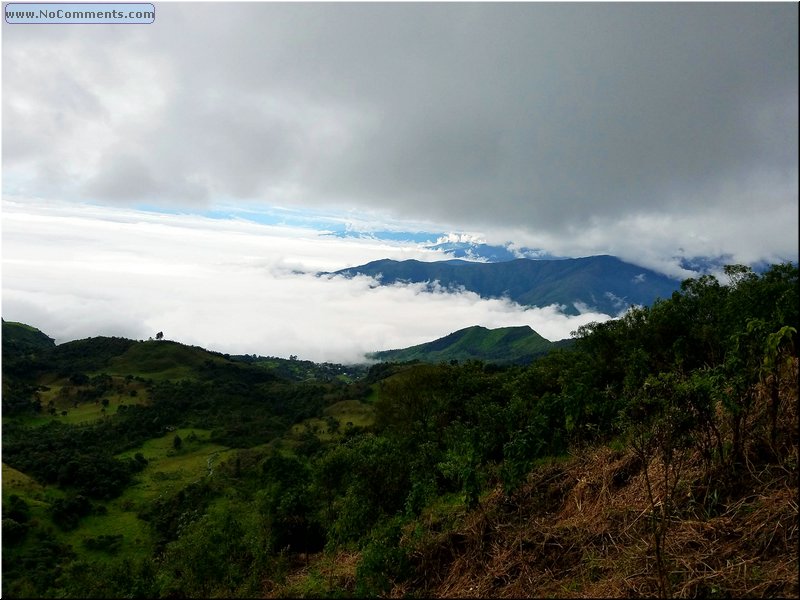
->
[329, 255, 681, 315]
[2, 319, 55, 355]
[369, 324, 569, 364]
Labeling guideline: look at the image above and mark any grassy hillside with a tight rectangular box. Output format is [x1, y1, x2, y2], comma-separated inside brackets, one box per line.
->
[105, 340, 230, 380]
[370, 325, 559, 364]
[1, 326, 344, 597]
[2, 319, 56, 354]
[37, 337, 232, 380]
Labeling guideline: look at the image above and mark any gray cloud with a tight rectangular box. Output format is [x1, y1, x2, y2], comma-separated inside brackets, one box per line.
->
[3, 3, 798, 266]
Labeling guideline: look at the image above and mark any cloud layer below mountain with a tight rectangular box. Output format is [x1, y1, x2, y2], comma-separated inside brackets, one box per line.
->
[2, 201, 611, 363]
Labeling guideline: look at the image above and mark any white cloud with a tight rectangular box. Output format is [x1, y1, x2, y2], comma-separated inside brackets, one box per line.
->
[2, 201, 610, 363]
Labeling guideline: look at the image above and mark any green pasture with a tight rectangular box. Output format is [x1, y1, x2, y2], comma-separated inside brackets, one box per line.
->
[2, 462, 47, 501]
[60, 503, 153, 562]
[2, 431, 235, 565]
[323, 399, 375, 427]
[5, 377, 149, 427]
[289, 399, 375, 441]
[61, 429, 232, 562]
[116, 429, 233, 504]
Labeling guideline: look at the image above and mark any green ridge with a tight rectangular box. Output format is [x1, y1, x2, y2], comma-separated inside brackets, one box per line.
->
[2, 319, 56, 354]
[369, 325, 563, 364]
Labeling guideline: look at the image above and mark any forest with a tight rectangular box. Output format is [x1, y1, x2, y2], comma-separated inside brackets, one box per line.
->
[2, 263, 797, 598]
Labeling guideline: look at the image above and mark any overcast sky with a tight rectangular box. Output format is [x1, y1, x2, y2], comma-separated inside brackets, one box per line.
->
[2, 2, 798, 360]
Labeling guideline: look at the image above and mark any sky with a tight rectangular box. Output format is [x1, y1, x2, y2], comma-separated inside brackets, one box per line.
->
[2, 2, 798, 362]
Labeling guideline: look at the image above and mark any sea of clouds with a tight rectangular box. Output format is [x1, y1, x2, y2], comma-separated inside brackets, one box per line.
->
[2, 200, 613, 363]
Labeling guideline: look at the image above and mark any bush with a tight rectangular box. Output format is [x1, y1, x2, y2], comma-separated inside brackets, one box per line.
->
[2, 518, 29, 547]
[355, 516, 411, 596]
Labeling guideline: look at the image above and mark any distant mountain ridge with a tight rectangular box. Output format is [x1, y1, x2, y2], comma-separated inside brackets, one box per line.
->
[329, 255, 681, 316]
[323, 230, 560, 262]
[369, 325, 572, 365]
[422, 240, 563, 262]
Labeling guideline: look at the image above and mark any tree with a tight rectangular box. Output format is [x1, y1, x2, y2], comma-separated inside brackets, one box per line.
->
[325, 415, 340, 434]
[156, 331, 163, 340]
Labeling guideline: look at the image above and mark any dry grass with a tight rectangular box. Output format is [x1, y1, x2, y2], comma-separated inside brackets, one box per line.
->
[403, 449, 797, 598]
[398, 359, 798, 598]
[263, 550, 360, 598]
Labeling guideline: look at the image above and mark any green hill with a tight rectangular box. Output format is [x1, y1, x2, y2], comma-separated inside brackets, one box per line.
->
[369, 325, 567, 364]
[105, 340, 230, 380]
[32, 336, 233, 381]
[2, 319, 56, 355]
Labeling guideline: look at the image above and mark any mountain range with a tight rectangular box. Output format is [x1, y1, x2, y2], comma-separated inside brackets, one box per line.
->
[322, 229, 783, 273]
[323, 230, 558, 261]
[329, 254, 681, 316]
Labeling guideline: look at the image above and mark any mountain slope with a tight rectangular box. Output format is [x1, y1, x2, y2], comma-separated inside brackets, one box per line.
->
[2, 320, 56, 355]
[369, 325, 569, 364]
[330, 255, 680, 315]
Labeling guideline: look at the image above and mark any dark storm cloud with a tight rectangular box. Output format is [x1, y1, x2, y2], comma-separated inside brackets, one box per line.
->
[3, 2, 797, 259]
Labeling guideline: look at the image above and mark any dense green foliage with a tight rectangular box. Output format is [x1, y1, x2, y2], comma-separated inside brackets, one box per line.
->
[2, 321, 57, 415]
[2, 263, 797, 597]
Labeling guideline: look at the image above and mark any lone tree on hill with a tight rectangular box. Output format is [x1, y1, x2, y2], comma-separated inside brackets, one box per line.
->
[155, 331, 163, 340]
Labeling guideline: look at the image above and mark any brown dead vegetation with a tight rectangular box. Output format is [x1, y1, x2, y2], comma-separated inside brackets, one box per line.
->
[399, 359, 798, 598]
[263, 550, 360, 598]
[399, 448, 796, 598]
